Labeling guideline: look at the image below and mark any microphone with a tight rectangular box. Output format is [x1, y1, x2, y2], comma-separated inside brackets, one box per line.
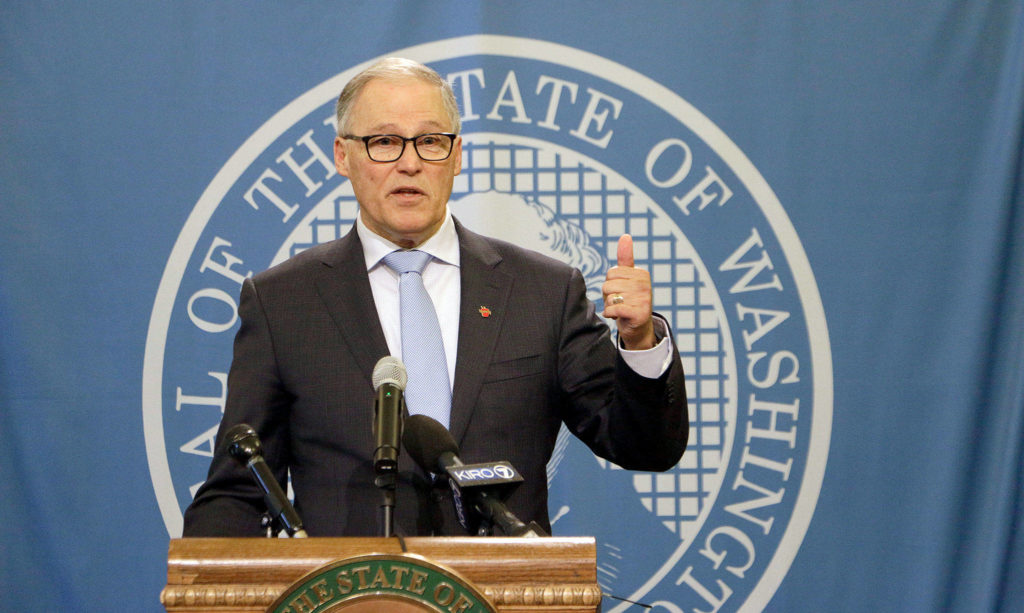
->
[224, 423, 307, 538]
[372, 356, 407, 474]
[402, 414, 548, 537]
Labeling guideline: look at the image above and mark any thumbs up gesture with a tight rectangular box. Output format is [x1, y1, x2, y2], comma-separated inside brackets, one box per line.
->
[603, 234, 656, 350]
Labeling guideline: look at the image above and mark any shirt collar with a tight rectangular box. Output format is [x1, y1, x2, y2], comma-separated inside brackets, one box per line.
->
[356, 208, 461, 271]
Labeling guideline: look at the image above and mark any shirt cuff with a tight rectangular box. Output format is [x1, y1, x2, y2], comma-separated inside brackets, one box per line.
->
[618, 314, 674, 379]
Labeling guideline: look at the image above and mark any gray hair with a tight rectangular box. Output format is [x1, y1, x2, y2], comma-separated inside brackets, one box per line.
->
[335, 57, 461, 136]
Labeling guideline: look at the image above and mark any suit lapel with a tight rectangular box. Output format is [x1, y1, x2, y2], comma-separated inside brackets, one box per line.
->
[449, 221, 514, 445]
[313, 229, 389, 387]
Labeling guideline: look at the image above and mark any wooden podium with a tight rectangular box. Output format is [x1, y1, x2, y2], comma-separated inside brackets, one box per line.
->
[161, 537, 601, 613]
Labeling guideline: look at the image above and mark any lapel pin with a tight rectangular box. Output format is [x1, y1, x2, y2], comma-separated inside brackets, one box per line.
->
[479, 306, 491, 318]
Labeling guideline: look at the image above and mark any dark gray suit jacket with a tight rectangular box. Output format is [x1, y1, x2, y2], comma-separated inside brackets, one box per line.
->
[183, 219, 687, 537]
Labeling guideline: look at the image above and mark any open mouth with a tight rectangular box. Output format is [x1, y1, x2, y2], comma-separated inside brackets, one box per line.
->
[391, 186, 425, 197]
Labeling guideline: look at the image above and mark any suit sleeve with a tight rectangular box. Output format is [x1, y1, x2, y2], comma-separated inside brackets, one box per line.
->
[556, 267, 688, 471]
[181, 277, 293, 536]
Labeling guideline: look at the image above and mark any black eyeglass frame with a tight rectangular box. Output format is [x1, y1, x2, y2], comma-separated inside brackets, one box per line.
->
[341, 132, 458, 162]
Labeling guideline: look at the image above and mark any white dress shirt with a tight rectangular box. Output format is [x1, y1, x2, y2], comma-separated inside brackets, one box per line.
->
[356, 209, 673, 388]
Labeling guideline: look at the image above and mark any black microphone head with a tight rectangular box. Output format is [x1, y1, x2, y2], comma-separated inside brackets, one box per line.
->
[403, 414, 458, 472]
[224, 423, 261, 462]
[373, 356, 407, 391]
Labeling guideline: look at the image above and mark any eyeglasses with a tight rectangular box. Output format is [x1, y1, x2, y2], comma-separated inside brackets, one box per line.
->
[341, 132, 457, 162]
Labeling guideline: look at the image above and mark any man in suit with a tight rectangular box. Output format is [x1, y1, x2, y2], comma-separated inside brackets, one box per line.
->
[183, 58, 688, 537]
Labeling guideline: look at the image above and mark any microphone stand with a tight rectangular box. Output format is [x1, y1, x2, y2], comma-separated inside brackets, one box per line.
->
[472, 490, 549, 537]
[375, 471, 396, 537]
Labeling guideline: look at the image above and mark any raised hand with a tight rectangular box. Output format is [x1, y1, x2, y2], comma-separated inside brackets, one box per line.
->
[602, 234, 656, 350]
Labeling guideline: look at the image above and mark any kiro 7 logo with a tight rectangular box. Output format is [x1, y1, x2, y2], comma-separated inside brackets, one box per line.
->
[450, 463, 519, 484]
[142, 36, 832, 611]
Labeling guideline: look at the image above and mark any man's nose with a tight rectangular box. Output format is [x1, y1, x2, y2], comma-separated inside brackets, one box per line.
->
[395, 142, 423, 172]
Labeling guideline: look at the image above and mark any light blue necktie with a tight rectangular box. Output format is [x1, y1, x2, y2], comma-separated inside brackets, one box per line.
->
[382, 249, 452, 429]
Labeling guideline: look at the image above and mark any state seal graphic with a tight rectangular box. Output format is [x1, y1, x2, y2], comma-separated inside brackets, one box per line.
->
[143, 35, 832, 612]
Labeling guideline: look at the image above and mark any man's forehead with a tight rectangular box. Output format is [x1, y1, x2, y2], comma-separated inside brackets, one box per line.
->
[349, 77, 450, 131]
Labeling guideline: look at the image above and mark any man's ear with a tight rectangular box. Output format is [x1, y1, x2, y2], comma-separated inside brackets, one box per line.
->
[451, 135, 463, 177]
[334, 137, 349, 177]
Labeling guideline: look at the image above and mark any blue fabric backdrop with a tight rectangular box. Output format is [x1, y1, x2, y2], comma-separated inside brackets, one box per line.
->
[2, 2, 1023, 611]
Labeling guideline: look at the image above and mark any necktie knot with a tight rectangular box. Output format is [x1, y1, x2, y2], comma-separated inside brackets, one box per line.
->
[383, 249, 432, 276]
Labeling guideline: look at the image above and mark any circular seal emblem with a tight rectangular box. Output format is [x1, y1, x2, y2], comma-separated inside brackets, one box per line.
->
[267, 553, 496, 613]
[143, 35, 832, 612]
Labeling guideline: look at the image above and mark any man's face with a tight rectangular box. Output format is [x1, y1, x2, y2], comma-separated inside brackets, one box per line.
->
[334, 78, 462, 248]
